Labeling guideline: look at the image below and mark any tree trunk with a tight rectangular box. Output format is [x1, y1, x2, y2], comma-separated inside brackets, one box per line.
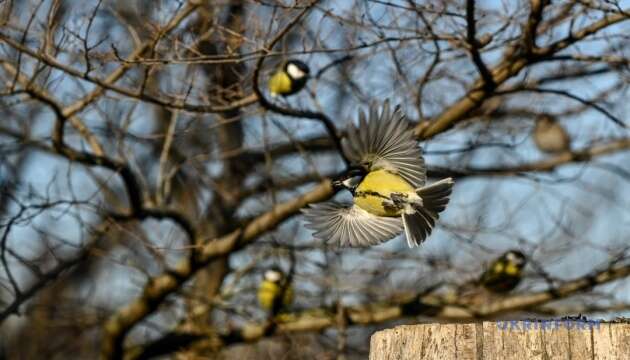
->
[370, 321, 630, 359]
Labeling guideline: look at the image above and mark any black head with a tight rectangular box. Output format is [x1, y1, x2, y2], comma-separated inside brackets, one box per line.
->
[536, 114, 556, 126]
[284, 60, 310, 80]
[503, 250, 527, 268]
[332, 167, 367, 193]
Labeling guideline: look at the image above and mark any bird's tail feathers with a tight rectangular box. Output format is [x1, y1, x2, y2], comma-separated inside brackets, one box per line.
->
[402, 209, 434, 247]
[402, 178, 454, 247]
[416, 178, 454, 215]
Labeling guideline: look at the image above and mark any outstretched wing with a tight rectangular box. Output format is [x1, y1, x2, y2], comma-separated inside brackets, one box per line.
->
[301, 202, 403, 247]
[342, 100, 426, 187]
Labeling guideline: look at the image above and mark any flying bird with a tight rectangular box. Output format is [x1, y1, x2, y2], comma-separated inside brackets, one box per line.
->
[268, 59, 310, 97]
[533, 114, 571, 154]
[302, 101, 454, 247]
[479, 250, 527, 293]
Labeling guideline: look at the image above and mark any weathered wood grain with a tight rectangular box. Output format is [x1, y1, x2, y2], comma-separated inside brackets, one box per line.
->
[370, 322, 630, 360]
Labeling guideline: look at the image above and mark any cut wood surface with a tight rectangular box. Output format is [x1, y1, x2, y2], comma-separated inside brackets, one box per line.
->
[369, 321, 630, 359]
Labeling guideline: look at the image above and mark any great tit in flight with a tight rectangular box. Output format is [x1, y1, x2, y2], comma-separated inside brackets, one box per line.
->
[479, 250, 527, 293]
[257, 266, 294, 315]
[302, 101, 454, 247]
[268, 60, 310, 97]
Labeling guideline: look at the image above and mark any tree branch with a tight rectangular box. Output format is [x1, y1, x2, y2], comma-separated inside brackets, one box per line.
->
[465, 0, 494, 90]
[101, 181, 334, 359]
[496, 87, 626, 128]
[431, 138, 630, 178]
[416, 7, 628, 139]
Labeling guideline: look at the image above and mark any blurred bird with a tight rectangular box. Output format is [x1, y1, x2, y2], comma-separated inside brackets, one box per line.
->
[533, 114, 571, 154]
[479, 250, 527, 293]
[268, 60, 310, 97]
[302, 101, 454, 247]
[257, 266, 294, 315]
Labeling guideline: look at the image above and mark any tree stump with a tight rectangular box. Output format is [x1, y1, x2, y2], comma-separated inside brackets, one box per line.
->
[370, 321, 630, 359]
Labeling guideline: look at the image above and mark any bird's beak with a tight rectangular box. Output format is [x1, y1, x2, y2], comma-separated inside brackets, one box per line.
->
[332, 179, 344, 190]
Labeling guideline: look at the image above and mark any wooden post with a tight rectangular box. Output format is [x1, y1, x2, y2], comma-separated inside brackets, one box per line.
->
[370, 321, 630, 359]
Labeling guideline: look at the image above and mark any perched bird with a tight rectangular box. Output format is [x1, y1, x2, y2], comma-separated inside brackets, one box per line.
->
[533, 114, 571, 154]
[479, 250, 527, 293]
[257, 267, 294, 315]
[302, 101, 454, 247]
[268, 59, 310, 97]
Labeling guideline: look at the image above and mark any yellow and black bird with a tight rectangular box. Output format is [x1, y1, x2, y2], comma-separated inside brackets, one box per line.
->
[257, 266, 294, 315]
[479, 250, 527, 293]
[533, 114, 571, 154]
[268, 59, 310, 97]
[302, 101, 454, 247]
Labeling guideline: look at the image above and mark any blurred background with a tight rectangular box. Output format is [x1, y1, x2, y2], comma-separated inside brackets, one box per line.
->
[0, 0, 629, 358]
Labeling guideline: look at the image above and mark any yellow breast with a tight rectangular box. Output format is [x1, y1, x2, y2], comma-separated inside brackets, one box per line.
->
[268, 71, 292, 96]
[505, 263, 520, 275]
[257, 281, 293, 311]
[354, 169, 416, 217]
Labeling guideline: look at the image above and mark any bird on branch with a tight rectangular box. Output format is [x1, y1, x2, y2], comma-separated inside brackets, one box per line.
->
[533, 114, 571, 154]
[268, 59, 310, 97]
[479, 250, 528, 293]
[257, 266, 294, 317]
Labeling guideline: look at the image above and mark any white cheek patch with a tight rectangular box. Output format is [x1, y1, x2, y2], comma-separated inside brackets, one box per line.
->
[506, 252, 525, 266]
[265, 270, 282, 282]
[287, 63, 305, 79]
